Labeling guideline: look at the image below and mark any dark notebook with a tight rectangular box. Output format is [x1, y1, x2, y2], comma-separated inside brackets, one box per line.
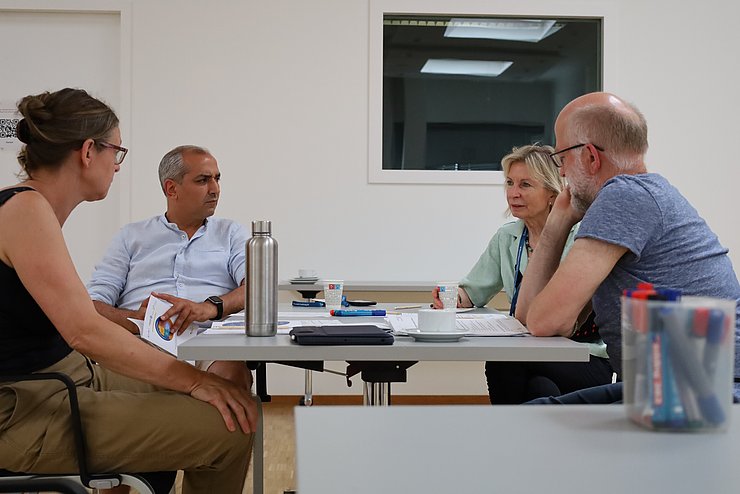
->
[289, 325, 394, 345]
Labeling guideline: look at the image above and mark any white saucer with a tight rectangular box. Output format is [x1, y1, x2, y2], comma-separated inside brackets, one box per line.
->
[289, 277, 319, 284]
[404, 329, 467, 342]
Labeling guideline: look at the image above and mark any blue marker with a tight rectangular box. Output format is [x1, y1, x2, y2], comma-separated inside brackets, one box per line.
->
[660, 307, 725, 426]
[648, 319, 670, 426]
[661, 333, 687, 428]
[673, 364, 704, 427]
[703, 309, 725, 379]
[292, 300, 326, 308]
[330, 309, 386, 317]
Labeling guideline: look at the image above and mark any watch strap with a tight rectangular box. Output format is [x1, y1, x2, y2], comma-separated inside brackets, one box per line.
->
[206, 296, 224, 320]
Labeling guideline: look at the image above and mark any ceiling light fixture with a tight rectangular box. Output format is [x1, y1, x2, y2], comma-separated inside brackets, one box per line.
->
[420, 59, 513, 77]
[444, 18, 563, 42]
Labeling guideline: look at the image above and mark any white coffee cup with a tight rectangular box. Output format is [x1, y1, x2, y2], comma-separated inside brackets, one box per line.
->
[418, 308, 456, 332]
[298, 269, 317, 279]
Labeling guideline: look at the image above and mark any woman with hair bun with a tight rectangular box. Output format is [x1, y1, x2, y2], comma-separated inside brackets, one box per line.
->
[0, 88, 255, 493]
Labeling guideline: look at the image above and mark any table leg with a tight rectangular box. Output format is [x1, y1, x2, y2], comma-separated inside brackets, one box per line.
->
[254, 363, 272, 403]
[347, 361, 416, 407]
[363, 382, 391, 406]
[303, 370, 313, 406]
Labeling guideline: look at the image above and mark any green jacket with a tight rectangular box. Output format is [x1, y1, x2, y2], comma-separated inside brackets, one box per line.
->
[461, 219, 577, 306]
[461, 219, 608, 359]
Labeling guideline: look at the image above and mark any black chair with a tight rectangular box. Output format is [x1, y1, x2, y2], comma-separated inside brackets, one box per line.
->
[0, 372, 156, 494]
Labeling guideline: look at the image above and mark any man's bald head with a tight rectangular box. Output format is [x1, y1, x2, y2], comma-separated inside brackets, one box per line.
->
[556, 92, 648, 171]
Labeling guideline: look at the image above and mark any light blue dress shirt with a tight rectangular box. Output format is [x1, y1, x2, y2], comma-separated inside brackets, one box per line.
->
[87, 215, 248, 311]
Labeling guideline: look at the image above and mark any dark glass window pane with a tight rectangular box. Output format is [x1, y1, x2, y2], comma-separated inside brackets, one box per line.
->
[383, 15, 602, 171]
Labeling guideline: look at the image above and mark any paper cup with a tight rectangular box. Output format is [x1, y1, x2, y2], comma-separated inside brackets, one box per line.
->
[323, 280, 344, 310]
[436, 281, 459, 310]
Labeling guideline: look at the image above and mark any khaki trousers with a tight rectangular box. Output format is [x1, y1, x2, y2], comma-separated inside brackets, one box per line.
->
[0, 351, 253, 494]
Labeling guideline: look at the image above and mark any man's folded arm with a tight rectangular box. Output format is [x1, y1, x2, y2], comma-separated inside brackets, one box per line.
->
[519, 238, 627, 336]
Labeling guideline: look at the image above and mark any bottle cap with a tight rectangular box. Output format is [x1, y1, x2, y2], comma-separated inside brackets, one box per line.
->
[252, 220, 272, 234]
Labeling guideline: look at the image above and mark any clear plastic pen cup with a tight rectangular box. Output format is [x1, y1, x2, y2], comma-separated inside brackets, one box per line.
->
[436, 282, 459, 310]
[323, 280, 344, 310]
[621, 296, 735, 432]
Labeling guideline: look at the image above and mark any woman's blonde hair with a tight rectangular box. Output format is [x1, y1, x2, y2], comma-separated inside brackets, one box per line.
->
[501, 144, 564, 216]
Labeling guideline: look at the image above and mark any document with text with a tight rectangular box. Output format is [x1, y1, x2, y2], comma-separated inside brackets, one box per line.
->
[387, 312, 529, 336]
[207, 313, 391, 335]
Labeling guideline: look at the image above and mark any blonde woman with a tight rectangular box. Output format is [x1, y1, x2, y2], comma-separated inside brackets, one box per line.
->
[433, 145, 612, 404]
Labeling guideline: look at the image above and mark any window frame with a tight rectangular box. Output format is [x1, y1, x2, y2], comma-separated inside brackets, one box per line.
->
[367, 0, 617, 185]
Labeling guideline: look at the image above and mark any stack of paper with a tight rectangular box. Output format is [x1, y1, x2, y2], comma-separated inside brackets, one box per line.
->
[387, 312, 529, 336]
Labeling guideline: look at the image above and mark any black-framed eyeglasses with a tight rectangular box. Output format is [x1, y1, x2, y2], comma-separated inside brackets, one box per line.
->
[549, 143, 604, 168]
[97, 141, 128, 165]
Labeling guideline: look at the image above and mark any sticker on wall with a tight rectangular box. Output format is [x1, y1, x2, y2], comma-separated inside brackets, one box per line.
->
[0, 100, 22, 154]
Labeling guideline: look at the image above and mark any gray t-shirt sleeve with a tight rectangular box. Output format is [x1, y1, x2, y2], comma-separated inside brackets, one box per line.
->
[576, 176, 661, 259]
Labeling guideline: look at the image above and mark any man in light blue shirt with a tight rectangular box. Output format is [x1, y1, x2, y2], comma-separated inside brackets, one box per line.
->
[88, 145, 251, 388]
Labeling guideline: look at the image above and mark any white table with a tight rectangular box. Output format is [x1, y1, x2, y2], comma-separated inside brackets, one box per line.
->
[179, 332, 588, 404]
[178, 304, 588, 405]
[178, 332, 588, 363]
[279, 280, 436, 292]
[179, 304, 586, 362]
[295, 404, 740, 494]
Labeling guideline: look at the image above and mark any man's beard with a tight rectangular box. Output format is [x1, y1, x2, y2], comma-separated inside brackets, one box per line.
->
[567, 159, 598, 214]
[569, 189, 593, 214]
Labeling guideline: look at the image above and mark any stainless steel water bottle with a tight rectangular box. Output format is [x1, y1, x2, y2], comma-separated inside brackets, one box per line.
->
[246, 220, 278, 336]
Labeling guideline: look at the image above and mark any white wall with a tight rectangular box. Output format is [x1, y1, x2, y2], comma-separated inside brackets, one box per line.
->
[0, 8, 123, 282]
[3, 0, 739, 396]
[123, 0, 740, 281]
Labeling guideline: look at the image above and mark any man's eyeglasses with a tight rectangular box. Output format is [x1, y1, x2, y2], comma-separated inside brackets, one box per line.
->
[97, 141, 128, 165]
[549, 143, 604, 168]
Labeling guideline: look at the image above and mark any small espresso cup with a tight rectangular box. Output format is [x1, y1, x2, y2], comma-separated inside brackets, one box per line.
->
[298, 269, 317, 279]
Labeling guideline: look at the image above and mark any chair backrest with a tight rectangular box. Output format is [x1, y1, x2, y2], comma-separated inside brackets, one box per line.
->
[0, 372, 155, 493]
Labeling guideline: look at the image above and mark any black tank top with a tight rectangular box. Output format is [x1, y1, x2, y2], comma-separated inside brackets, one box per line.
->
[0, 187, 72, 373]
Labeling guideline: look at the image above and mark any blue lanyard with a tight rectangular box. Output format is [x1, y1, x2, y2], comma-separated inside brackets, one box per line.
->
[509, 227, 528, 317]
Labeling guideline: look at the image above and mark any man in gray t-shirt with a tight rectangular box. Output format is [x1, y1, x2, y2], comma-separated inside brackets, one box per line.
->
[515, 92, 740, 401]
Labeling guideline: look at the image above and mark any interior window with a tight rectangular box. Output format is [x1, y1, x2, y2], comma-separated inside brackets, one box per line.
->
[382, 15, 602, 172]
